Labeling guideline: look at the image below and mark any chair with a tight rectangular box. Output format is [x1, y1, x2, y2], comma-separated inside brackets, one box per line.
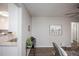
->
[53, 42, 67, 56]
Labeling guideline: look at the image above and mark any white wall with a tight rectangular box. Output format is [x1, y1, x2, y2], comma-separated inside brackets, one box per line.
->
[0, 16, 8, 30]
[32, 17, 79, 47]
[8, 4, 32, 56]
[21, 5, 32, 56]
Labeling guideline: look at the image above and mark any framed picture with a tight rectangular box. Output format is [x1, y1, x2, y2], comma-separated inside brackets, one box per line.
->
[49, 24, 62, 36]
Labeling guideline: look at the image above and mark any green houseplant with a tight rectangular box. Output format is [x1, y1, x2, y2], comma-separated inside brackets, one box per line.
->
[26, 37, 32, 48]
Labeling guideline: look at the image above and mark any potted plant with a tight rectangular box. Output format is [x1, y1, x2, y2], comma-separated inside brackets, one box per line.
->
[26, 37, 32, 48]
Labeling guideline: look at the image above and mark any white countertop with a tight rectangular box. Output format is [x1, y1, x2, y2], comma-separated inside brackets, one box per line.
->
[0, 42, 17, 46]
[0, 34, 17, 46]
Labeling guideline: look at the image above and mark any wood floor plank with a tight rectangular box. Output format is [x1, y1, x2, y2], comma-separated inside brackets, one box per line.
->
[28, 47, 79, 56]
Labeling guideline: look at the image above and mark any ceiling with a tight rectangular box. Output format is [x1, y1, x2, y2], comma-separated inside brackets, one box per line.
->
[24, 3, 78, 17]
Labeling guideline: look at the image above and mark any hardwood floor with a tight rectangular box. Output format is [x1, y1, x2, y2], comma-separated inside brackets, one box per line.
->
[29, 47, 55, 56]
[28, 47, 79, 56]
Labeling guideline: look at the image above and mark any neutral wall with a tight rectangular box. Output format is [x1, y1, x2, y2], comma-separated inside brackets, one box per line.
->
[0, 16, 8, 30]
[8, 4, 32, 56]
[32, 17, 79, 47]
[21, 5, 32, 56]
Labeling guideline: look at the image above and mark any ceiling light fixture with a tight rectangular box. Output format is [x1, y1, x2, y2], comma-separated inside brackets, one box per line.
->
[0, 11, 8, 17]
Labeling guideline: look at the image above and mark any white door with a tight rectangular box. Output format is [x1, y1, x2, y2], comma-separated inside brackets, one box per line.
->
[71, 22, 79, 44]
